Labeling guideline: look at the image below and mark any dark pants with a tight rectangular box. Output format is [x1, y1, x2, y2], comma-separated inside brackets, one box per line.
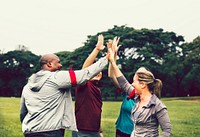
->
[72, 131, 78, 137]
[24, 129, 65, 137]
[73, 130, 100, 137]
[116, 129, 131, 137]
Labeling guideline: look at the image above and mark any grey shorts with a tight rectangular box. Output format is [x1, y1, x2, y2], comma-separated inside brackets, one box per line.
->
[72, 130, 100, 137]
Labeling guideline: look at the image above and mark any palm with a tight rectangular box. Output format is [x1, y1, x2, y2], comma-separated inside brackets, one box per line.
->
[96, 34, 105, 50]
[112, 37, 120, 53]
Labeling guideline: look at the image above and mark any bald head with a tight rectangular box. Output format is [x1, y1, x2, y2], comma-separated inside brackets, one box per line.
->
[39, 54, 62, 71]
[40, 54, 58, 66]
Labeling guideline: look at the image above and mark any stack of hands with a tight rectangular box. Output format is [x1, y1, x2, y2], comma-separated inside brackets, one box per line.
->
[95, 34, 121, 63]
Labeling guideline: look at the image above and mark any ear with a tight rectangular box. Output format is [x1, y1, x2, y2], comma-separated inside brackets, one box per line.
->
[96, 74, 102, 80]
[98, 73, 102, 78]
[140, 82, 146, 89]
[46, 62, 52, 68]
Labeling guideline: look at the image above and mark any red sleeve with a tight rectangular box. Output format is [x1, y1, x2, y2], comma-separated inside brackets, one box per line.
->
[69, 67, 77, 86]
[127, 89, 135, 100]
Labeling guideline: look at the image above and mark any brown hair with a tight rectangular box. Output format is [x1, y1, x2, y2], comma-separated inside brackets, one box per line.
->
[136, 67, 162, 98]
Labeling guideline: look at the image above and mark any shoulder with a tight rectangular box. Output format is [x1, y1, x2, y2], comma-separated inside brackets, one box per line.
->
[51, 70, 70, 79]
[154, 96, 167, 113]
[76, 80, 90, 89]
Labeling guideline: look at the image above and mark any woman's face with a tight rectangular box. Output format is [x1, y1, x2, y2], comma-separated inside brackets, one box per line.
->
[132, 74, 141, 95]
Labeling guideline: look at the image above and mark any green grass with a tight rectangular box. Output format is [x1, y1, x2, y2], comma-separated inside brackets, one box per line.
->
[0, 97, 200, 137]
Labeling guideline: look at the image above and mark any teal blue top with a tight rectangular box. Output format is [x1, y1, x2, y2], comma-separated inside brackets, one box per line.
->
[115, 95, 135, 134]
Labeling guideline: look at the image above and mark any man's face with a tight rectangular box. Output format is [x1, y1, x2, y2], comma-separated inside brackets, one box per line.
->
[50, 57, 62, 71]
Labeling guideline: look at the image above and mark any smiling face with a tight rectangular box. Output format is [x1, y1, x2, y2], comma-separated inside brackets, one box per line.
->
[132, 74, 142, 95]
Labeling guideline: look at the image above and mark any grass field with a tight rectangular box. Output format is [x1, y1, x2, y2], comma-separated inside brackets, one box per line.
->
[0, 97, 200, 137]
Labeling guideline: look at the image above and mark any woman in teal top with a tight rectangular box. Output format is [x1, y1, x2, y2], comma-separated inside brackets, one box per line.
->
[108, 37, 135, 137]
[115, 93, 135, 137]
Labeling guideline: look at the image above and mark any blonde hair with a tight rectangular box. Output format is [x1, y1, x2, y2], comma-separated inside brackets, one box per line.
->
[136, 67, 162, 98]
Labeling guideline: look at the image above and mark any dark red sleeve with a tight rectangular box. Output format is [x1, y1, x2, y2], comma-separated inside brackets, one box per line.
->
[69, 67, 77, 86]
[127, 89, 135, 100]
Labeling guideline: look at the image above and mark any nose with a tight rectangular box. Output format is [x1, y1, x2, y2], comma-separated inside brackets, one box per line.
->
[59, 64, 62, 69]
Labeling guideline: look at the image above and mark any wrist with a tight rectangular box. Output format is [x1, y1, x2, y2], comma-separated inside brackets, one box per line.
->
[110, 60, 116, 64]
[95, 46, 103, 51]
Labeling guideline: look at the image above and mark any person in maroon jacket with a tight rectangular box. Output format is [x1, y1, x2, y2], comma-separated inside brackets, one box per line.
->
[72, 35, 105, 137]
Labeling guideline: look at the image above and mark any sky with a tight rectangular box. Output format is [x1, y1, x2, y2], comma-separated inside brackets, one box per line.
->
[0, 0, 199, 55]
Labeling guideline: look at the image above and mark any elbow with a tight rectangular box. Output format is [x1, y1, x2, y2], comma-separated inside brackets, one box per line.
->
[162, 125, 172, 136]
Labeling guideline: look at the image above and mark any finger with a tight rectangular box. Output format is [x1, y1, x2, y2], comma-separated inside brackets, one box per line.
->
[98, 34, 103, 42]
[108, 39, 112, 43]
[106, 39, 112, 48]
[101, 35, 104, 43]
[113, 37, 117, 44]
[116, 37, 120, 44]
[116, 45, 122, 52]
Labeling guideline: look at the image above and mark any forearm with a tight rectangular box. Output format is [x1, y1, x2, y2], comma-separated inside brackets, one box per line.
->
[110, 61, 123, 78]
[82, 48, 100, 69]
[117, 75, 134, 94]
[108, 63, 120, 88]
[108, 53, 117, 78]
[76, 57, 108, 84]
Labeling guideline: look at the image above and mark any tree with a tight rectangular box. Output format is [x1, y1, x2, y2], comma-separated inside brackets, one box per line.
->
[180, 36, 200, 96]
[1, 25, 199, 98]
[56, 51, 73, 70]
[0, 50, 40, 97]
[61, 26, 185, 97]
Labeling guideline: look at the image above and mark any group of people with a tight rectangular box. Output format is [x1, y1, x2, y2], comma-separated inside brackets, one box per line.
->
[20, 35, 172, 137]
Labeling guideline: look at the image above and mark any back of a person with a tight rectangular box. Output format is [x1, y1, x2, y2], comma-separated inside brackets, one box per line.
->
[22, 70, 71, 133]
[116, 95, 135, 136]
[75, 80, 102, 132]
[20, 51, 109, 137]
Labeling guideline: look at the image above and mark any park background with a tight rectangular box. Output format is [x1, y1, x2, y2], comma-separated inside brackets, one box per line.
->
[0, 25, 200, 137]
[0, 25, 199, 98]
[0, 0, 200, 136]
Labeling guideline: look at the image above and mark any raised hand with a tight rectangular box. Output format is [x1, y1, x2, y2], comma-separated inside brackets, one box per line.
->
[96, 34, 105, 51]
[112, 36, 121, 54]
[106, 39, 112, 49]
[107, 44, 115, 63]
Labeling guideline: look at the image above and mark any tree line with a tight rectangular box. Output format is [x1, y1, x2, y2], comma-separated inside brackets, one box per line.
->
[0, 25, 199, 98]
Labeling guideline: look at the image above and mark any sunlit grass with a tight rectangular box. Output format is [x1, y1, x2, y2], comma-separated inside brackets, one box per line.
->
[0, 97, 200, 137]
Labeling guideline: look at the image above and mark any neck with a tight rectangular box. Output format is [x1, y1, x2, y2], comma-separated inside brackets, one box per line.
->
[140, 90, 152, 102]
